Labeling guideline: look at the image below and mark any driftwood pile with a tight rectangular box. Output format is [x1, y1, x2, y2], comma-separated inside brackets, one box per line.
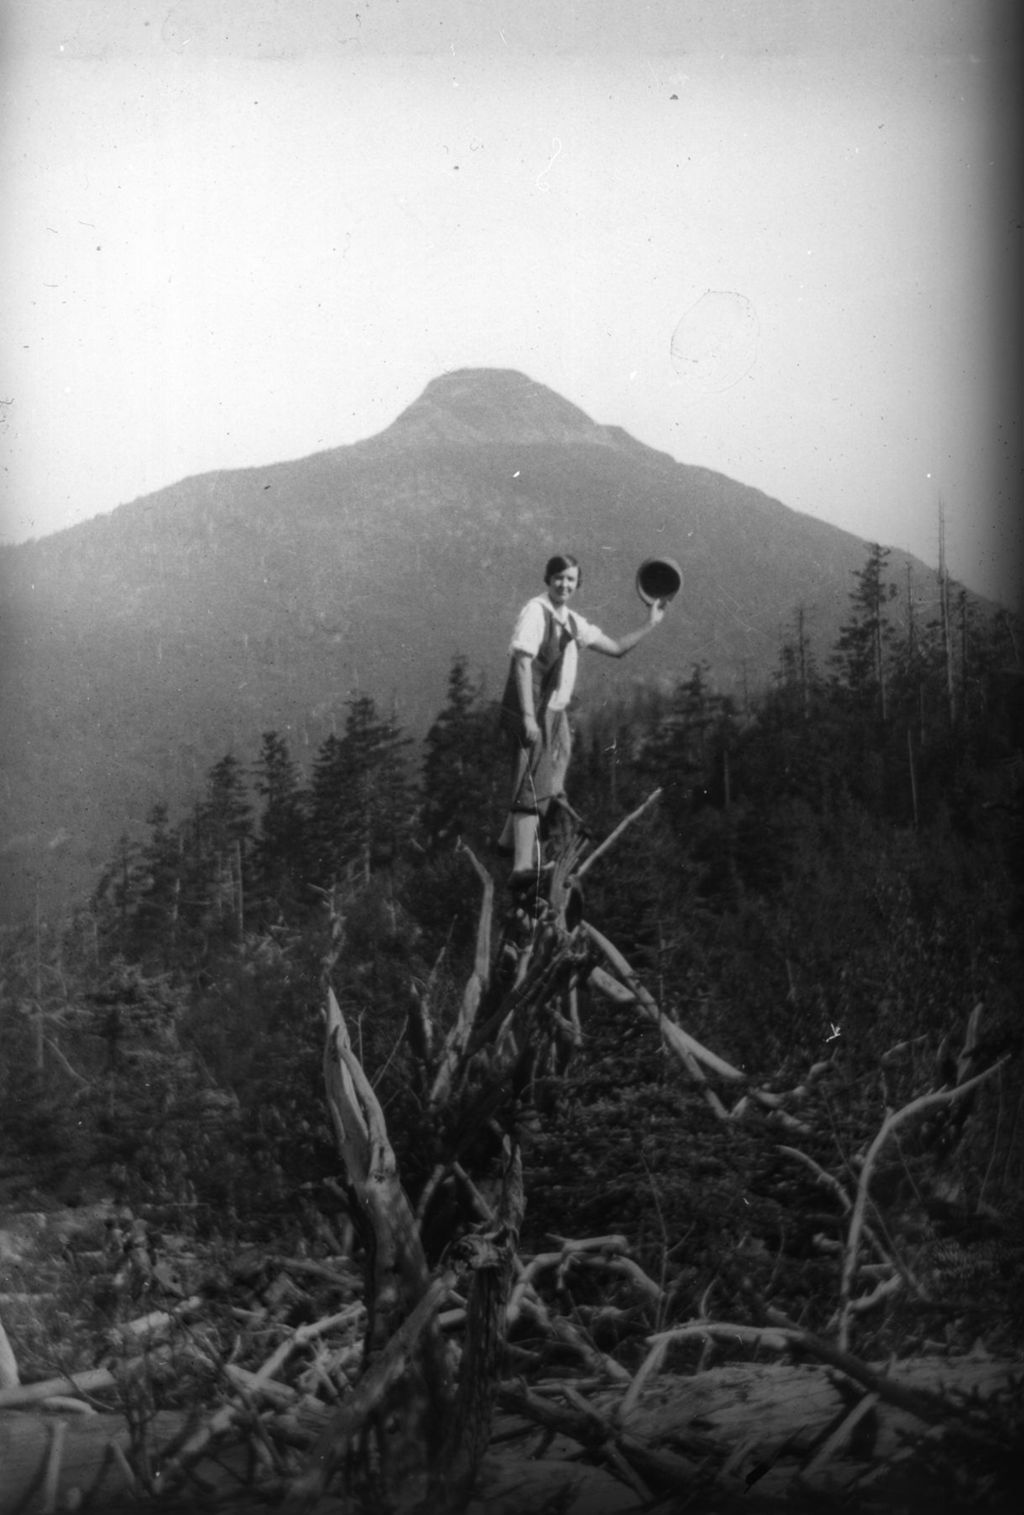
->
[1, 794, 1020, 1513]
[2, 1222, 1019, 1513]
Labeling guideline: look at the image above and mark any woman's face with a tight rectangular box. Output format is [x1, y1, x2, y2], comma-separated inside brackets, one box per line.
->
[546, 566, 580, 606]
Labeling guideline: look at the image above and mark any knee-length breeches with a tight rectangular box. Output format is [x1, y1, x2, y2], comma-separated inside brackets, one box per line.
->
[507, 707, 572, 816]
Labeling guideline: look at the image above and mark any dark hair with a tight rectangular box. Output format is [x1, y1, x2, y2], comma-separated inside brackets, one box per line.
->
[544, 553, 582, 586]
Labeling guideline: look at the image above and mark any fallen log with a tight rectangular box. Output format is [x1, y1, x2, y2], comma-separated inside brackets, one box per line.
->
[586, 933, 814, 1133]
[0, 1311, 18, 1390]
[0, 1410, 186, 1515]
[494, 1349, 1022, 1510]
[0, 1364, 122, 1410]
[497, 1379, 701, 1499]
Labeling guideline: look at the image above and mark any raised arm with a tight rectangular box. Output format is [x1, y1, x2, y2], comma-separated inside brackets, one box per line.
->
[589, 599, 667, 659]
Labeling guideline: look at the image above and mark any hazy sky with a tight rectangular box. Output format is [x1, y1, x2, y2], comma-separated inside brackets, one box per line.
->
[2, 0, 1021, 606]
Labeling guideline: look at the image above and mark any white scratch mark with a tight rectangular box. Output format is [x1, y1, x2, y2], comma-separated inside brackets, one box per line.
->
[536, 137, 562, 193]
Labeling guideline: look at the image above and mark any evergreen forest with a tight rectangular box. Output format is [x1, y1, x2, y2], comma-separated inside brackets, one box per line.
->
[1, 545, 1022, 1512]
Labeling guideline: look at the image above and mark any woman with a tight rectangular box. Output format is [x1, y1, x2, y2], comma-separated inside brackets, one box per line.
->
[499, 553, 668, 885]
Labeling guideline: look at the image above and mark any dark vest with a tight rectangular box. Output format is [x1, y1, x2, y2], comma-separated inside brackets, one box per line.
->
[500, 602, 578, 738]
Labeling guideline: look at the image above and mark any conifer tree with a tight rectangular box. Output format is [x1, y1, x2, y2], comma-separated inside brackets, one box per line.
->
[774, 604, 819, 721]
[420, 654, 501, 850]
[342, 694, 415, 881]
[307, 730, 346, 886]
[132, 802, 183, 961]
[92, 831, 145, 959]
[181, 753, 253, 941]
[638, 663, 722, 826]
[251, 731, 308, 922]
[308, 696, 414, 887]
[830, 543, 898, 719]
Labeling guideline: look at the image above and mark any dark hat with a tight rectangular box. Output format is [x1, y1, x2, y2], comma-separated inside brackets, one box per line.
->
[636, 557, 683, 605]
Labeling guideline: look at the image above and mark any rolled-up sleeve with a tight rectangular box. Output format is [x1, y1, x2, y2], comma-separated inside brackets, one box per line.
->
[509, 599, 546, 657]
[571, 613, 602, 649]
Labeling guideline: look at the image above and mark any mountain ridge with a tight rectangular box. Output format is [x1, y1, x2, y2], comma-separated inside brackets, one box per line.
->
[0, 368, 967, 922]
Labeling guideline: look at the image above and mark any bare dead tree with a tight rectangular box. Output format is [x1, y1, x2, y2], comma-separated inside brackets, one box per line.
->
[9, 798, 1009, 1514]
[279, 793, 865, 1510]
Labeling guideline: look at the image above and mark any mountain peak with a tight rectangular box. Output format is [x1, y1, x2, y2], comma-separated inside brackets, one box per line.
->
[383, 368, 605, 447]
